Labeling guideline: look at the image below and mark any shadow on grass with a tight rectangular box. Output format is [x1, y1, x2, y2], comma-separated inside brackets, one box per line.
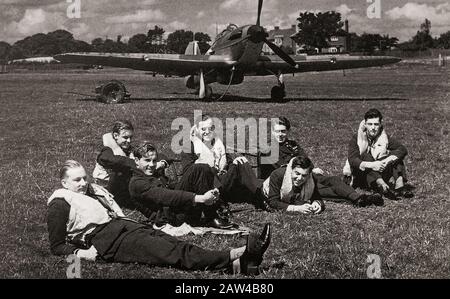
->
[76, 95, 410, 104]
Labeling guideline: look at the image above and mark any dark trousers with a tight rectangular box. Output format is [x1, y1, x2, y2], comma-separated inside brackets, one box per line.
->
[314, 174, 360, 203]
[216, 162, 262, 203]
[175, 164, 221, 224]
[352, 154, 408, 189]
[90, 219, 230, 271]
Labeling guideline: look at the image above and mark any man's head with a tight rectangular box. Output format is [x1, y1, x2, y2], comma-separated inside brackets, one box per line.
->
[112, 120, 134, 151]
[59, 160, 88, 194]
[271, 117, 290, 144]
[195, 114, 215, 142]
[290, 156, 313, 187]
[134, 142, 158, 176]
[364, 109, 383, 139]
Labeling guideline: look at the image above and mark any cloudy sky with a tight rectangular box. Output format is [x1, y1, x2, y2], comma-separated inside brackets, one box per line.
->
[1, 0, 449, 44]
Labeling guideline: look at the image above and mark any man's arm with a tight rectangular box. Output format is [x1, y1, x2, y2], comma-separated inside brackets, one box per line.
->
[267, 169, 290, 210]
[47, 199, 78, 256]
[385, 136, 408, 162]
[97, 147, 136, 172]
[130, 177, 196, 208]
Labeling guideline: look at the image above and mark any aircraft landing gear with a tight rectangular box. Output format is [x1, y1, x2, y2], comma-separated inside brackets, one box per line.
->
[96, 80, 130, 104]
[197, 84, 213, 100]
[271, 74, 287, 102]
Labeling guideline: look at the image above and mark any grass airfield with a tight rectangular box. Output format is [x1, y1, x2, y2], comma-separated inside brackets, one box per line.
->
[0, 60, 448, 278]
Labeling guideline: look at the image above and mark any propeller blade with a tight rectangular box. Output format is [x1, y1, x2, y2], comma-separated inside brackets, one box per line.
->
[264, 39, 298, 68]
[256, 0, 263, 26]
[199, 69, 205, 98]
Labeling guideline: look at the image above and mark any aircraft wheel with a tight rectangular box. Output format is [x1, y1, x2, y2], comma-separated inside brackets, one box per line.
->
[271, 86, 287, 102]
[99, 80, 128, 104]
[205, 85, 213, 100]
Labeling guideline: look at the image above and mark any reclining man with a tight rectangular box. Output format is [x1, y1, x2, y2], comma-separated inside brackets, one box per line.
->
[263, 155, 325, 214]
[93, 120, 168, 209]
[260, 116, 383, 207]
[129, 142, 232, 229]
[181, 114, 271, 213]
[344, 108, 414, 200]
[48, 160, 271, 275]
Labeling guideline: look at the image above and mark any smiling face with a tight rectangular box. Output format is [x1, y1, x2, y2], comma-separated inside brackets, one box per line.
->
[61, 166, 88, 194]
[365, 117, 382, 139]
[197, 118, 215, 142]
[113, 129, 133, 151]
[272, 123, 288, 144]
[291, 166, 311, 187]
[135, 150, 158, 176]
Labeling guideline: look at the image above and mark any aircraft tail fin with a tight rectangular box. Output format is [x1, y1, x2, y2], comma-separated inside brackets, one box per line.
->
[185, 41, 201, 55]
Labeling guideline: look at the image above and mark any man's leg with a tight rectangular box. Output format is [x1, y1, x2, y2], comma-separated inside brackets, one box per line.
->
[113, 223, 231, 271]
[315, 174, 383, 207]
[176, 164, 221, 225]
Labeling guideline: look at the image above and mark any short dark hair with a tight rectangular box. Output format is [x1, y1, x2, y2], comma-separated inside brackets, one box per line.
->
[364, 109, 383, 122]
[194, 114, 213, 126]
[112, 120, 134, 134]
[272, 116, 291, 131]
[291, 155, 313, 171]
[59, 160, 84, 180]
[133, 141, 157, 159]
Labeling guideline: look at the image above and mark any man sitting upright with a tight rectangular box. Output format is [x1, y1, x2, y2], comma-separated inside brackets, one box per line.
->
[344, 108, 414, 200]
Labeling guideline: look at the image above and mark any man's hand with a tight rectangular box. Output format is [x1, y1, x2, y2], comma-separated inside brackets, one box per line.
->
[194, 188, 219, 205]
[233, 156, 248, 165]
[156, 161, 168, 170]
[371, 160, 388, 172]
[312, 168, 324, 175]
[287, 204, 313, 214]
[76, 246, 98, 261]
[310, 201, 322, 214]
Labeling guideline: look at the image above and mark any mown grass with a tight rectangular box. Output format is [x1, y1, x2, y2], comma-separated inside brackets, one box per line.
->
[0, 61, 449, 278]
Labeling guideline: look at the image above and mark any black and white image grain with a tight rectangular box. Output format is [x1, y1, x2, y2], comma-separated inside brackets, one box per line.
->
[0, 0, 449, 280]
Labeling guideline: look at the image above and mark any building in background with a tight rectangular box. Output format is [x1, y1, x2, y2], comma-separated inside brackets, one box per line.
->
[263, 25, 298, 55]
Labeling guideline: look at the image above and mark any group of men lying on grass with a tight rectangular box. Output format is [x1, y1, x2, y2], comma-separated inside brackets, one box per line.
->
[47, 108, 413, 275]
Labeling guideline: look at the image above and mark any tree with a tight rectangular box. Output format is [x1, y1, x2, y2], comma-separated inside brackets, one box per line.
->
[167, 30, 211, 54]
[128, 33, 149, 52]
[437, 31, 450, 49]
[411, 18, 434, 50]
[194, 32, 211, 54]
[296, 11, 345, 52]
[147, 25, 166, 53]
[0, 41, 12, 60]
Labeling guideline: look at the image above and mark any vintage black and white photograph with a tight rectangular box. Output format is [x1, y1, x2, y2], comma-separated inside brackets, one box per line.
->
[0, 0, 448, 285]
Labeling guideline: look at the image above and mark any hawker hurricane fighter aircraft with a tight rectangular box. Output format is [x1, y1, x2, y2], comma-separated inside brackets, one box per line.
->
[54, 0, 401, 103]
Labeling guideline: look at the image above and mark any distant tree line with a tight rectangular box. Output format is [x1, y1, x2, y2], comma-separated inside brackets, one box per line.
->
[295, 11, 450, 54]
[1, 14, 449, 61]
[0, 25, 211, 60]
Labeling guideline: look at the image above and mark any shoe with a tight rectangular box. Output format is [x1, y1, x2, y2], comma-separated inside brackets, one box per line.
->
[367, 193, 384, 206]
[254, 188, 274, 212]
[240, 223, 271, 275]
[354, 194, 371, 207]
[394, 188, 414, 199]
[206, 218, 234, 229]
[383, 189, 400, 201]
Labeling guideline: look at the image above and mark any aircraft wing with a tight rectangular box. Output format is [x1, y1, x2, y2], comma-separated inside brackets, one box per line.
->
[53, 52, 237, 76]
[254, 54, 401, 75]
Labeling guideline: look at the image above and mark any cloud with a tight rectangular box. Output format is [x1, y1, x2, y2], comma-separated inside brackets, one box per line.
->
[168, 21, 188, 30]
[335, 4, 354, 16]
[386, 2, 450, 26]
[196, 11, 205, 18]
[4, 8, 66, 38]
[105, 9, 166, 24]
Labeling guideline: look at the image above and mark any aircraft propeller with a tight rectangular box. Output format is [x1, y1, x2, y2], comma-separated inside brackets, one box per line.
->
[252, 0, 298, 68]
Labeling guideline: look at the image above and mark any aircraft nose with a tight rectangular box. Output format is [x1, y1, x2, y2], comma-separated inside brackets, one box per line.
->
[248, 25, 267, 43]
